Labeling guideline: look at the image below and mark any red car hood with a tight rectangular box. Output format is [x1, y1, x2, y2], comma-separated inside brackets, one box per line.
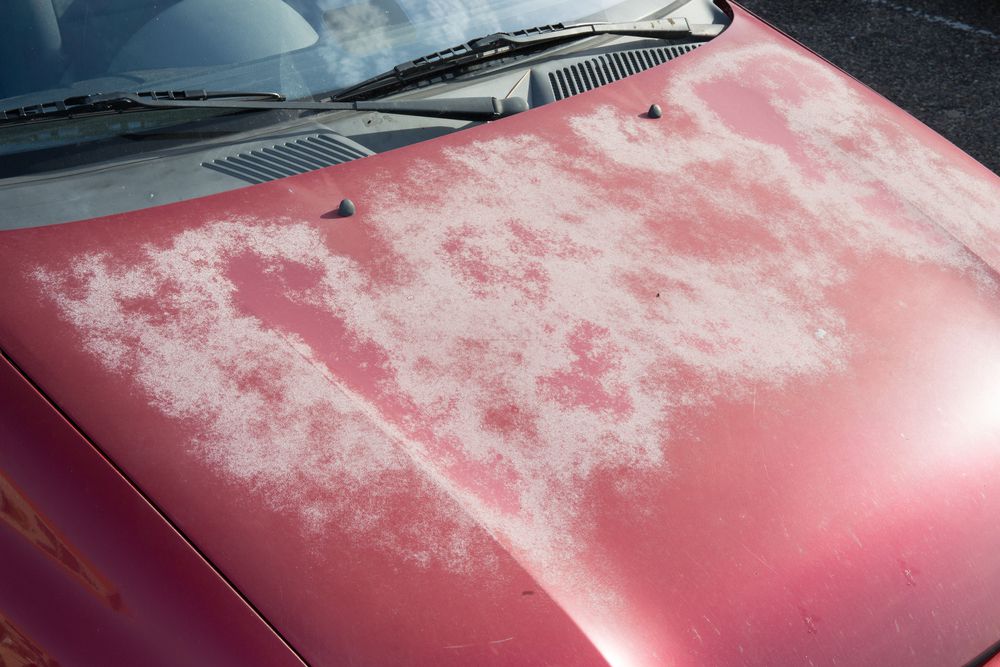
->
[2, 6, 1000, 666]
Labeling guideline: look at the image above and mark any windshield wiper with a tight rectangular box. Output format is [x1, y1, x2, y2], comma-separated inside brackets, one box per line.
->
[0, 89, 528, 127]
[332, 18, 724, 101]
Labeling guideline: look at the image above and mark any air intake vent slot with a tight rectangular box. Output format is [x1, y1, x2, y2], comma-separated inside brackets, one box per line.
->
[548, 43, 700, 100]
[203, 133, 372, 184]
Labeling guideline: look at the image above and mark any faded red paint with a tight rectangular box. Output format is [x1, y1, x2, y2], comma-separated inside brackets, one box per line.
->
[2, 4, 1000, 666]
[538, 322, 633, 416]
[0, 357, 303, 666]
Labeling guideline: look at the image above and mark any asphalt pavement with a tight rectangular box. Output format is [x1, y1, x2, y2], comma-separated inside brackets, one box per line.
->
[735, 0, 1000, 174]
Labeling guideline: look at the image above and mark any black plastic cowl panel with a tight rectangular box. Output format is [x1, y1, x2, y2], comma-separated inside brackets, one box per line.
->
[537, 43, 701, 101]
[202, 132, 372, 184]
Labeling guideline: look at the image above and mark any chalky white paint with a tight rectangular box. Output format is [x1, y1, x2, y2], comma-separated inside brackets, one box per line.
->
[32, 38, 1000, 636]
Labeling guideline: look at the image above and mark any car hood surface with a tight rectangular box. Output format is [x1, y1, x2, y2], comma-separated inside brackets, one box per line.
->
[2, 6, 1000, 666]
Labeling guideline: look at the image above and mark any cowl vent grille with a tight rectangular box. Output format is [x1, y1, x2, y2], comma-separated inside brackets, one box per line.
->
[203, 134, 372, 184]
[549, 44, 700, 100]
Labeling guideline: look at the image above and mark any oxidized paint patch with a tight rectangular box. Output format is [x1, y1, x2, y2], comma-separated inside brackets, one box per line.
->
[30, 31, 1000, 634]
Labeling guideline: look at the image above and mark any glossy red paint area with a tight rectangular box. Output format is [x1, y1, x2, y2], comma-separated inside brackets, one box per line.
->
[0, 356, 303, 666]
[2, 5, 1000, 666]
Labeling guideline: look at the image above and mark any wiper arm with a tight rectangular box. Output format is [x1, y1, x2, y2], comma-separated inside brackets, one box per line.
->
[332, 18, 723, 101]
[0, 89, 528, 126]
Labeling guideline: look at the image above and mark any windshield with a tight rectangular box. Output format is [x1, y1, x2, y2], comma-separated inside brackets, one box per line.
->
[1, 0, 671, 107]
[0, 0, 726, 222]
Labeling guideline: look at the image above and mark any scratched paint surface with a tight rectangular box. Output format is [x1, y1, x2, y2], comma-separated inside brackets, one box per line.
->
[2, 6, 1000, 666]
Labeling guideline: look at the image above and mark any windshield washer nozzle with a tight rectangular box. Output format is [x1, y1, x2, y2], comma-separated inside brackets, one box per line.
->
[338, 198, 356, 217]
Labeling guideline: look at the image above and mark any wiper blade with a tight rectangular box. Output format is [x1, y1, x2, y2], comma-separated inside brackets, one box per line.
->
[0, 90, 282, 124]
[0, 89, 528, 126]
[333, 18, 723, 101]
[473, 18, 723, 49]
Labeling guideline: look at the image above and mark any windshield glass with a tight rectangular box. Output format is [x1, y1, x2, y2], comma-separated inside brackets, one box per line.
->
[1, 0, 668, 107]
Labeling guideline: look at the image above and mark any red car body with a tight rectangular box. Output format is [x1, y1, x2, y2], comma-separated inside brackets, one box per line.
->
[2, 3, 1000, 665]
